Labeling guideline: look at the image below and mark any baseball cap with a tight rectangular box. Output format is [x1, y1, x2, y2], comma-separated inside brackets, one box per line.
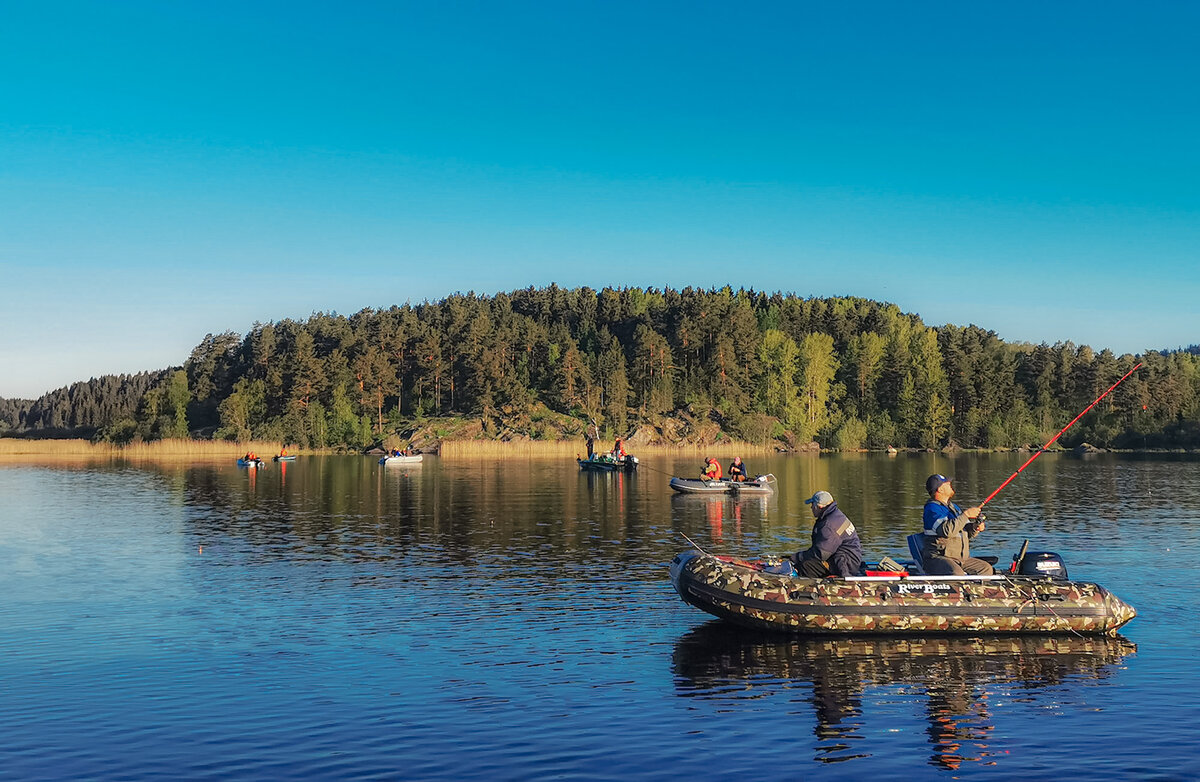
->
[925, 474, 952, 494]
[804, 490, 834, 507]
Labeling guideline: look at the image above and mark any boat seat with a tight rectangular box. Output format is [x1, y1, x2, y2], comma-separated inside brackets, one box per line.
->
[906, 534, 998, 570]
[906, 534, 926, 575]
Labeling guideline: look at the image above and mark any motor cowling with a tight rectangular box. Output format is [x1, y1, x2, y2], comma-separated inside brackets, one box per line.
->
[1018, 551, 1068, 579]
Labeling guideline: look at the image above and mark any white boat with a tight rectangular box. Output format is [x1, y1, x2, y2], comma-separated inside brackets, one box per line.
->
[669, 474, 775, 494]
[379, 454, 424, 465]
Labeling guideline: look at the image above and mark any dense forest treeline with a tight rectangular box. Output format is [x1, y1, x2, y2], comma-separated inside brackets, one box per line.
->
[3, 286, 1199, 450]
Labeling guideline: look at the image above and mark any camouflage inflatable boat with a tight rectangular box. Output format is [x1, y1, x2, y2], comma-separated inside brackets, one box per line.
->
[670, 550, 1137, 635]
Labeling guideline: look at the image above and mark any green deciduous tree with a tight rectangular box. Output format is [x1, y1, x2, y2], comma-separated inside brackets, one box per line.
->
[164, 370, 191, 438]
[758, 329, 803, 429]
[796, 332, 838, 441]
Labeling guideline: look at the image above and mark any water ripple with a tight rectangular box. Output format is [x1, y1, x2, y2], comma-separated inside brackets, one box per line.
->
[1, 456, 1198, 778]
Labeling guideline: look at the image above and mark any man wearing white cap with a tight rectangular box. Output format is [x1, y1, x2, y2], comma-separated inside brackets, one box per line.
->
[790, 490, 864, 578]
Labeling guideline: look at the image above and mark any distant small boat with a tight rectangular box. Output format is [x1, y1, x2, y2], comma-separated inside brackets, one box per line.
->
[578, 454, 639, 473]
[273, 455, 297, 462]
[237, 458, 265, 468]
[669, 475, 775, 494]
[380, 454, 424, 465]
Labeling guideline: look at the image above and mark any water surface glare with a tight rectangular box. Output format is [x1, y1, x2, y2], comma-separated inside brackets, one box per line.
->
[1, 453, 1197, 779]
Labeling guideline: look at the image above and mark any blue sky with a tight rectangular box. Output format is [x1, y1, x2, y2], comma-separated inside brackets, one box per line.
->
[2, 1, 1197, 399]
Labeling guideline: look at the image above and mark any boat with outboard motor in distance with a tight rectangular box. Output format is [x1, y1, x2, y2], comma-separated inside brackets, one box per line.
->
[669, 474, 775, 495]
[577, 453, 639, 473]
[669, 545, 1136, 635]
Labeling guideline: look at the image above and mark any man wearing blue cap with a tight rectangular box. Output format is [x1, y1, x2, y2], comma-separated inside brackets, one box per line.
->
[791, 490, 864, 578]
[921, 474, 993, 575]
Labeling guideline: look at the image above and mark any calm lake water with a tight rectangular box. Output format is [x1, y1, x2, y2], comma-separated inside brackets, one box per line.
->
[1, 452, 1197, 780]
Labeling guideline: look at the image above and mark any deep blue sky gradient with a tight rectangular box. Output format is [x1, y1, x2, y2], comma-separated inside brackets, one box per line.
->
[2, 1, 1197, 397]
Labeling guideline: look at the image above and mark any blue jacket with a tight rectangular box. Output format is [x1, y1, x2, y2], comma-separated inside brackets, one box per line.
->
[796, 502, 864, 577]
[922, 499, 982, 561]
[727, 460, 749, 480]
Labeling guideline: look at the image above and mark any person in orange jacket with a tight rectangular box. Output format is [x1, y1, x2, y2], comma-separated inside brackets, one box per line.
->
[701, 457, 722, 481]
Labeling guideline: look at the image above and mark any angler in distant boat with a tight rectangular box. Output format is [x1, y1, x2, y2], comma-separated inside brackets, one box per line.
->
[577, 433, 638, 472]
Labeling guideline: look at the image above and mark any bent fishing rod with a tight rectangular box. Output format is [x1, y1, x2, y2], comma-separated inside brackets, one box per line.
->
[978, 361, 1143, 509]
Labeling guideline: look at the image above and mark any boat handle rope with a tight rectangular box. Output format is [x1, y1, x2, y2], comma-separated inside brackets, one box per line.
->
[999, 572, 1086, 638]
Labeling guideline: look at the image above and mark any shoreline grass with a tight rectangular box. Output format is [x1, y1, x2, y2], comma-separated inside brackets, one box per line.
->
[0, 436, 783, 461]
[0, 438, 289, 460]
[437, 439, 782, 458]
[5, 436, 1186, 463]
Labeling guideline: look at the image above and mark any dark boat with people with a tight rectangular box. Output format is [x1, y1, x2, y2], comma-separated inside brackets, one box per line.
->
[669, 475, 775, 495]
[669, 544, 1137, 635]
[577, 453, 639, 473]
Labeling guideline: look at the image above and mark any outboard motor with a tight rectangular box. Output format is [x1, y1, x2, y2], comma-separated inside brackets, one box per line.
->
[1017, 551, 1069, 579]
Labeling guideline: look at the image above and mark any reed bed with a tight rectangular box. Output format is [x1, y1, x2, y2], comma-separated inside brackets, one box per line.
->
[1, 436, 781, 462]
[0, 438, 287, 460]
[437, 439, 779, 458]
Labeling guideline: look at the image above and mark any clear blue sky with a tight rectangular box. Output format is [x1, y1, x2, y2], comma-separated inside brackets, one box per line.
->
[2, 1, 1197, 399]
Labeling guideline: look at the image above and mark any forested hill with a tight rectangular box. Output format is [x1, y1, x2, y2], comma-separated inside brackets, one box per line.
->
[3, 286, 1198, 450]
[1, 370, 175, 438]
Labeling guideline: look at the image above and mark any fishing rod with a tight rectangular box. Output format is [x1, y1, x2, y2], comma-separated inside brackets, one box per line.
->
[636, 461, 678, 478]
[979, 361, 1143, 509]
[678, 530, 711, 556]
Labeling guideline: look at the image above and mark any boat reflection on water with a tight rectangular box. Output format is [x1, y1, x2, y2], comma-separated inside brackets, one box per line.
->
[669, 492, 770, 545]
[672, 622, 1136, 769]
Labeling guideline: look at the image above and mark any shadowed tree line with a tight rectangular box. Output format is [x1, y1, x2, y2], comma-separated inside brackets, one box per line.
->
[1, 370, 185, 442]
[3, 286, 1198, 450]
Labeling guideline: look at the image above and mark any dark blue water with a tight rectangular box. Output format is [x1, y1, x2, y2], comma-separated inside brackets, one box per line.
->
[1, 453, 1197, 780]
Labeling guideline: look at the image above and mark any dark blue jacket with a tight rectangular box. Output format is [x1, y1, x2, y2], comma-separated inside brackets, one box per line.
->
[796, 502, 864, 577]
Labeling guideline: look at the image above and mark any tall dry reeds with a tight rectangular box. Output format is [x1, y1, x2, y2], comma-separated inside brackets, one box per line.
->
[1, 436, 781, 462]
[0, 438, 287, 460]
[437, 439, 778, 458]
